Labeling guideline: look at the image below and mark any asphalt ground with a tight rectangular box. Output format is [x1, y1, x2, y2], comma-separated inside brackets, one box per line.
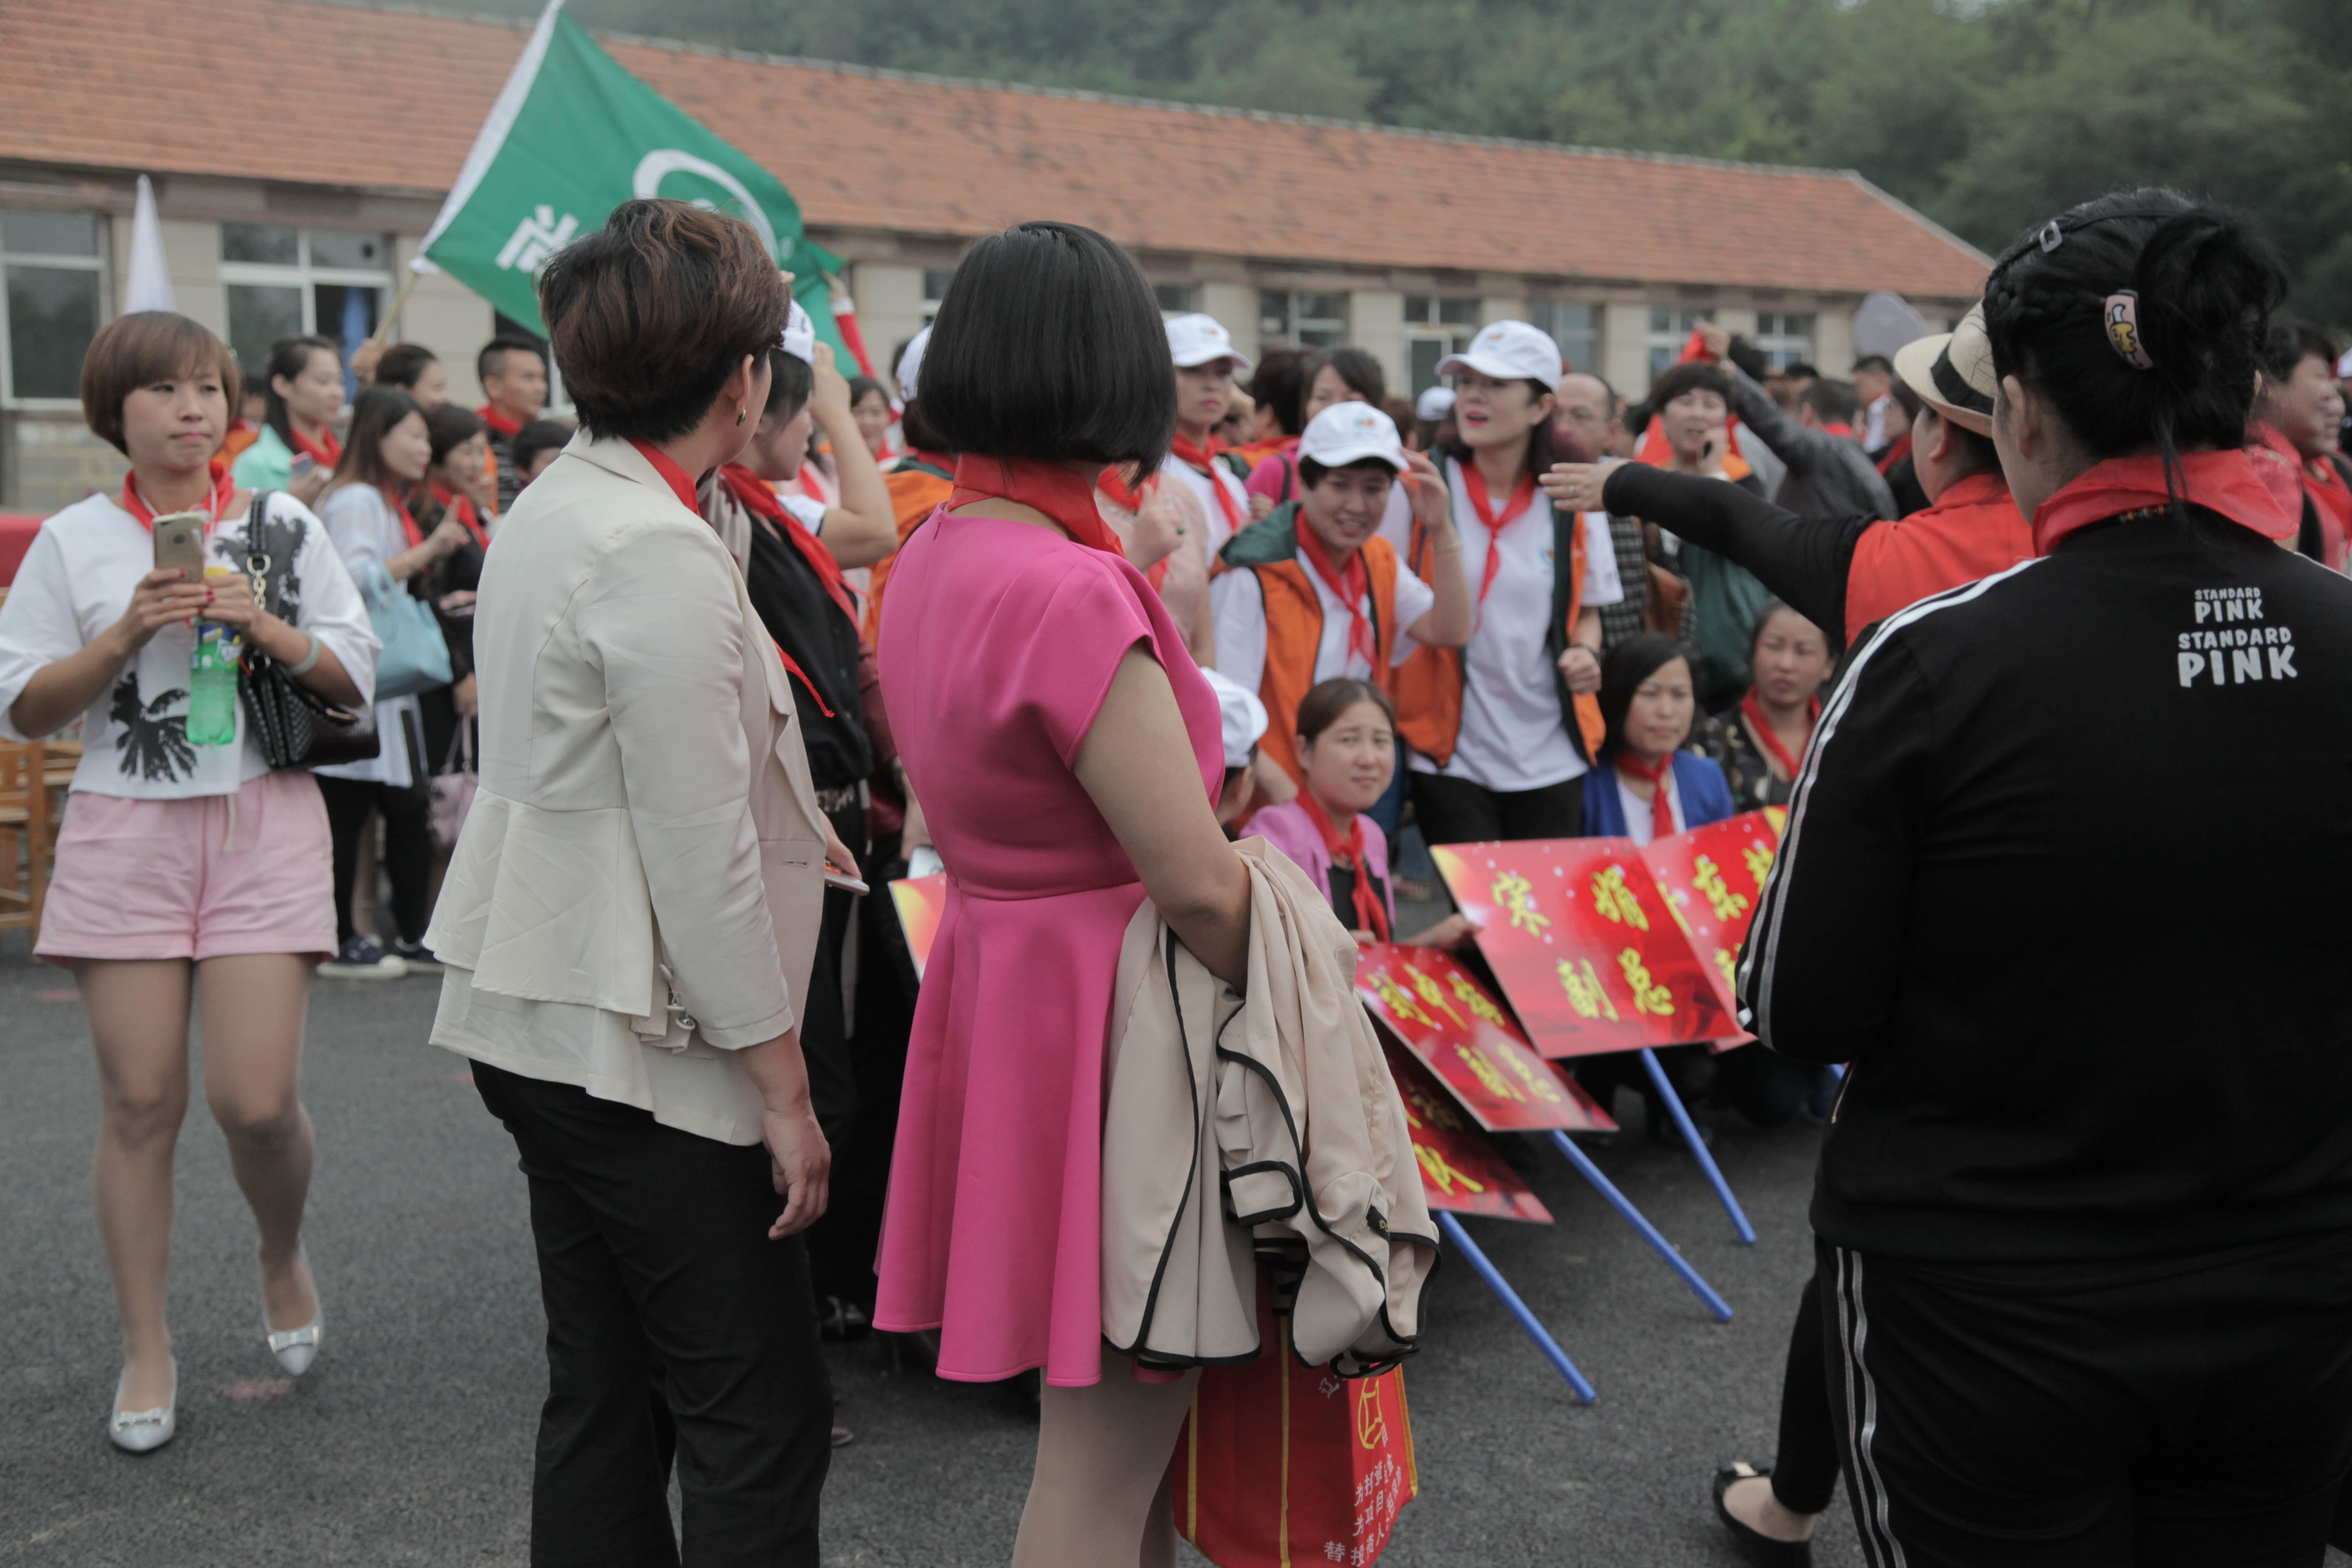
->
[5, 934, 2300, 1568]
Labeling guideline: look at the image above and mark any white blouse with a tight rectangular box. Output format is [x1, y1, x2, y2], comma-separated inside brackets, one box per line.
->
[313, 484, 430, 788]
[0, 490, 378, 798]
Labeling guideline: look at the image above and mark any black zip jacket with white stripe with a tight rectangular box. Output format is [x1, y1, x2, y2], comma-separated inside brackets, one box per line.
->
[1738, 505, 2352, 1265]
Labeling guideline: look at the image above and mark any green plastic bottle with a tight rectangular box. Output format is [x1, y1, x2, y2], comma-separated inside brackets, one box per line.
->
[187, 566, 243, 747]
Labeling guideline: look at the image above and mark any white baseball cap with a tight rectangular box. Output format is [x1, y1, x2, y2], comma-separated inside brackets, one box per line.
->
[895, 325, 931, 404]
[1414, 385, 1456, 423]
[2339, 348, 2352, 379]
[1298, 401, 1408, 473]
[1199, 668, 1269, 769]
[777, 299, 816, 365]
[1437, 320, 1564, 386]
[1165, 313, 1252, 371]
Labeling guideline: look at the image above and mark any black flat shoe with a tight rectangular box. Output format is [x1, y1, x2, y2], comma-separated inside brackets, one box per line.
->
[1713, 1463, 1814, 1568]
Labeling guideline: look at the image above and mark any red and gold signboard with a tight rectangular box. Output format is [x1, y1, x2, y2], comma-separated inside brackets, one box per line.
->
[1385, 1043, 1552, 1223]
[890, 873, 948, 980]
[1636, 808, 1785, 1041]
[1355, 944, 1616, 1134]
[1429, 838, 1738, 1058]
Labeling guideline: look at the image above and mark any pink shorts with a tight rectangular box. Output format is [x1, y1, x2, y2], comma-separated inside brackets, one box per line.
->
[36, 770, 338, 965]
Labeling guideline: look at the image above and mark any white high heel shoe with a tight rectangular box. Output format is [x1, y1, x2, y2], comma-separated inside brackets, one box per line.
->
[264, 1250, 324, 1377]
[108, 1360, 177, 1455]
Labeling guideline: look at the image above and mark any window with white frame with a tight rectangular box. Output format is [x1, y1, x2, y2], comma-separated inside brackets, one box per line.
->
[1647, 306, 1714, 377]
[1403, 294, 1478, 395]
[1528, 301, 1601, 380]
[1752, 311, 1817, 371]
[919, 267, 957, 326]
[1259, 290, 1348, 349]
[1153, 282, 1199, 316]
[2, 209, 107, 403]
[219, 224, 392, 389]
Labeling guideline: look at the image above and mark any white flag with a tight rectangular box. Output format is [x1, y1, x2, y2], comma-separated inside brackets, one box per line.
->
[123, 175, 174, 314]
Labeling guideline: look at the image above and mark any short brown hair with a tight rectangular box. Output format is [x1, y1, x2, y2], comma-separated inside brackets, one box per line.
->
[1297, 677, 1396, 748]
[80, 311, 241, 456]
[538, 198, 790, 442]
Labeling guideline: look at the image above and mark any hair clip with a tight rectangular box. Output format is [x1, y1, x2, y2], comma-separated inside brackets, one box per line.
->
[2037, 221, 2065, 253]
[2102, 291, 2156, 370]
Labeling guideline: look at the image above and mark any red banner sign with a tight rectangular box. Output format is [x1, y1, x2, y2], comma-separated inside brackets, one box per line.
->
[1355, 944, 1615, 1134]
[890, 873, 948, 979]
[1429, 834, 1743, 1057]
[1635, 808, 1784, 1040]
[1385, 1043, 1552, 1223]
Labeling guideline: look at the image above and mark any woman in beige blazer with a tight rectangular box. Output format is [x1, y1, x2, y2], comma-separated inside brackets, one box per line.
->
[424, 199, 852, 1568]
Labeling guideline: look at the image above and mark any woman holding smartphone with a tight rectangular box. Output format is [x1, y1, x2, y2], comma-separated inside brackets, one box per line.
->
[231, 334, 344, 509]
[0, 311, 378, 1453]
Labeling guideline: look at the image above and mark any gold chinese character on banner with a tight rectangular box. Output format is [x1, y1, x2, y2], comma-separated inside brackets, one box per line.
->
[1455, 1044, 1525, 1101]
[1558, 957, 1621, 1020]
[1369, 971, 1435, 1029]
[1744, 843, 1777, 888]
[1415, 1141, 1486, 1195]
[1449, 973, 1509, 1029]
[1619, 948, 1674, 1016]
[1715, 946, 1739, 992]
[1405, 962, 1465, 1026]
[1692, 854, 1751, 921]
[1403, 1080, 1465, 1131]
[1505, 1049, 1566, 1101]
[1591, 864, 1650, 930]
[1492, 871, 1551, 934]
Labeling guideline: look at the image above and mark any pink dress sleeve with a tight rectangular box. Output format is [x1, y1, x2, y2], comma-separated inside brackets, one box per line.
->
[1245, 451, 1296, 504]
[1009, 555, 1165, 768]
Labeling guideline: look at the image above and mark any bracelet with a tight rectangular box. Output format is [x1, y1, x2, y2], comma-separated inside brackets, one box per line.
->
[285, 632, 324, 677]
[1432, 537, 1462, 555]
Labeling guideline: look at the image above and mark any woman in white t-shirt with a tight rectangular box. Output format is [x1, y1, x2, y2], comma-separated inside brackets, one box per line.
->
[311, 387, 473, 978]
[0, 312, 379, 1452]
[1395, 320, 1622, 843]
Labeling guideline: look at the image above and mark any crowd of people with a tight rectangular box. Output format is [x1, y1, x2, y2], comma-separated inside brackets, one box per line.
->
[1, 178, 2349, 1567]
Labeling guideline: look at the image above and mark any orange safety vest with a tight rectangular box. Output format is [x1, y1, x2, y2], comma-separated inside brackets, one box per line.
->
[1392, 465, 1604, 767]
[861, 454, 956, 646]
[1217, 503, 1402, 787]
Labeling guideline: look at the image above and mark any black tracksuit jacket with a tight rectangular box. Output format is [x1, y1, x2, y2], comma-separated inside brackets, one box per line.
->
[1736, 503, 2352, 1266]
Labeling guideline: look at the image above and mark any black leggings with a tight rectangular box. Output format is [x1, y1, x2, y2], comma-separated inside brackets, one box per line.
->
[1408, 772, 1583, 845]
[1769, 1271, 1841, 1515]
[317, 773, 434, 946]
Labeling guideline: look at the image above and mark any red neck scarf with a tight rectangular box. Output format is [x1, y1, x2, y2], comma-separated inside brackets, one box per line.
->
[477, 404, 524, 439]
[627, 439, 700, 510]
[385, 486, 424, 550]
[1739, 689, 1818, 780]
[430, 482, 489, 550]
[1293, 513, 1376, 667]
[1169, 431, 1244, 538]
[1295, 789, 1388, 941]
[1819, 422, 1857, 441]
[2031, 449, 2296, 555]
[1875, 433, 1914, 476]
[121, 458, 235, 533]
[1459, 459, 1537, 626]
[949, 455, 1127, 557]
[719, 463, 860, 627]
[288, 423, 341, 471]
[1613, 750, 1677, 841]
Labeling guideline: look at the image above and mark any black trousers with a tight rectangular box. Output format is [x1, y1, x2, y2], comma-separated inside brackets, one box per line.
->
[1819, 1233, 2352, 1568]
[1769, 1271, 1840, 1515]
[472, 1063, 833, 1568]
[316, 771, 433, 946]
[1407, 771, 1583, 845]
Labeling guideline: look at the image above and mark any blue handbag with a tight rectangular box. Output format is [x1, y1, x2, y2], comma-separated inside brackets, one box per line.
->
[360, 560, 453, 699]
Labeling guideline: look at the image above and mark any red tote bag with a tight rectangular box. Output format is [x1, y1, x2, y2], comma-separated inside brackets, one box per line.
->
[1168, 1298, 1418, 1568]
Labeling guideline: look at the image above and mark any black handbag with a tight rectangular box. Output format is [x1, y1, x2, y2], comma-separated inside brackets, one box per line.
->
[236, 490, 380, 769]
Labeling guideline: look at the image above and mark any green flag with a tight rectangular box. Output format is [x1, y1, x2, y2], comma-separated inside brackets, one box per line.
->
[420, 0, 845, 354]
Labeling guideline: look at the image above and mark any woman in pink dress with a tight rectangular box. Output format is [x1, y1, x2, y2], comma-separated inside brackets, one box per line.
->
[875, 222, 1254, 1566]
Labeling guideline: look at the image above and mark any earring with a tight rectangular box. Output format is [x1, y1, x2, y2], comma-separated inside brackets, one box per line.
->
[737, 408, 746, 426]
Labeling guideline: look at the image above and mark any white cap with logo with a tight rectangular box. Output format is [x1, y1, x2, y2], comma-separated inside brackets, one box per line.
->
[1414, 385, 1456, 423]
[895, 325, 931, 404]
[1165, 312, 1253, 371]
[1198, 667, 1269, 769]
[1298, 401, 1408, 474]
[1437, 320, 1564, 387]
[777, 299, 817, 366]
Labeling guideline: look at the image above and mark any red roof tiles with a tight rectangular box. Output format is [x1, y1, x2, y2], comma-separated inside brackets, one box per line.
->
[0, 0, 1989, 298]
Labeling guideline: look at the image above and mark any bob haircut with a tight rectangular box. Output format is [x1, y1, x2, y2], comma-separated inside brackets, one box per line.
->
[918, 221, 1175, 481]
[511, 418, 575, 472]
[538, 198, 791, 444]
[764, 348, 815, 419]
[80, 311, 241, 456]
[323, 386, 425, 498]
[422, 401, 486, 467]
[1983, 187, 2287, 475]
[1247, 347, 1314, 438]
[375, 342, 441, 392]
[1646, 361, 1734, 412]
[1303, 346, 1387, 422]
[1297, 676, 1395, 748]
[1597, 632, 1689, 756]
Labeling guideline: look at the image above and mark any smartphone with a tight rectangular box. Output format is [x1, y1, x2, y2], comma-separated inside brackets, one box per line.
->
[152, 511, 209, 580]
[289, 452, 319, 480]
[823, 866, 871, 896]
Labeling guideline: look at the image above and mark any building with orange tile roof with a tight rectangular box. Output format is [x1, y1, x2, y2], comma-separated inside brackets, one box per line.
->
[0, 0, 1988, 511]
